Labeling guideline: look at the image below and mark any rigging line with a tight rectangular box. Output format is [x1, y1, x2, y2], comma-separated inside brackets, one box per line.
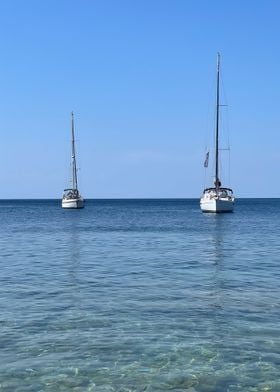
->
[221, 82, 231, 188]
[229, 147, 231, 187]
[217, 59, 231, 190]
[215, 52, 220, 190]
[220, 66, 231, 150]
[204, 68, 216, 153]
[219, 67, 228, 106]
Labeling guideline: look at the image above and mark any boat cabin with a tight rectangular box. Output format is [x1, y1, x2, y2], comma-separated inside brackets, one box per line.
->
[202, 187, 233, 199]
[63, 188, 80, 200]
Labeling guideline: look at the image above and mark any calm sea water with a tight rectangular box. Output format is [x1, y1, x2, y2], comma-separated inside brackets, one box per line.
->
[0, 199, 279, 391]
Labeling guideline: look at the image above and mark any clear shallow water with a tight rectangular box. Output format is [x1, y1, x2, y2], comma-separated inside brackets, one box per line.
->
[0, 199, 279, 392]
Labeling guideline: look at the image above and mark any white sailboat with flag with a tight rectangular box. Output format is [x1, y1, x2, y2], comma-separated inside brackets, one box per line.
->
[200, 53, 234, 213]
[62, 112, 84, 209]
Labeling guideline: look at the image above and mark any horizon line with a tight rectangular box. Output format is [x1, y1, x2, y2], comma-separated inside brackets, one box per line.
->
[0, 197, 279, 201]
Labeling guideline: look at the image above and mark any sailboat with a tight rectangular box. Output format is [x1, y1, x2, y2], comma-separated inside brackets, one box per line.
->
[200, 53, 235, 213]
[62, 112, 84, 209]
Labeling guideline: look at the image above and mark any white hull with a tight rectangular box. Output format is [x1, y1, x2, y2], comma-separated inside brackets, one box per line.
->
[200, 198, 234, 213]
[62, 198, 84, 209]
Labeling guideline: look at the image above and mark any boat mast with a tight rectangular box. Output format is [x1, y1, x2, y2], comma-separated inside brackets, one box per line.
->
[71, 111, 78, 190]
[215, 52, 220, 192]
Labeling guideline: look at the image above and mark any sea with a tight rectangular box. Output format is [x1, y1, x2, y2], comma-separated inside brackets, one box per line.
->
[0, 199, 279, 392]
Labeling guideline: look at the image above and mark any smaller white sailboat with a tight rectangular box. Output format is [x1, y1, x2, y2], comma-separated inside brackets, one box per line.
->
[62, 112, 84, 209]
[200, 53, 235, 213]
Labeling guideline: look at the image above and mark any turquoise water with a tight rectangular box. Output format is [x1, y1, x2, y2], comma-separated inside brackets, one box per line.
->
[0, 199, 279, 391]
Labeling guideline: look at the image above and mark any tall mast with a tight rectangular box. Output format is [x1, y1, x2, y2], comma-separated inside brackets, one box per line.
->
[71, 111, 78, 190]
[215, 52, 220, 191]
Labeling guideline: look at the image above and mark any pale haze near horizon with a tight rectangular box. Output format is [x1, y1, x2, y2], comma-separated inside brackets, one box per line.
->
[0, 0, 279, 198]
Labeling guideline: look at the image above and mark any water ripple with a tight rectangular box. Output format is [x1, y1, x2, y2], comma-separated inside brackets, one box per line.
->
[0, 199, 279, 391]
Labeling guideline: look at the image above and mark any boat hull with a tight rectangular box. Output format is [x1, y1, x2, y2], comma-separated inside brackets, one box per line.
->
[62, 198, 84, 209]
[200, 198, 234, 213]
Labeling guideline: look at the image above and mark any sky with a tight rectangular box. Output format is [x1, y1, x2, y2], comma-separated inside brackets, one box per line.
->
[0, 0, 280, 198]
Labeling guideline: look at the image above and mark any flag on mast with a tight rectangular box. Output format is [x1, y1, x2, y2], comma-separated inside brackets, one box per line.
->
[204, 151, 209, 168]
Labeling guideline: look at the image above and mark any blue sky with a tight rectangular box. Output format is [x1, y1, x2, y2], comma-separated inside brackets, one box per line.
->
[0, 0, 280, 198]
